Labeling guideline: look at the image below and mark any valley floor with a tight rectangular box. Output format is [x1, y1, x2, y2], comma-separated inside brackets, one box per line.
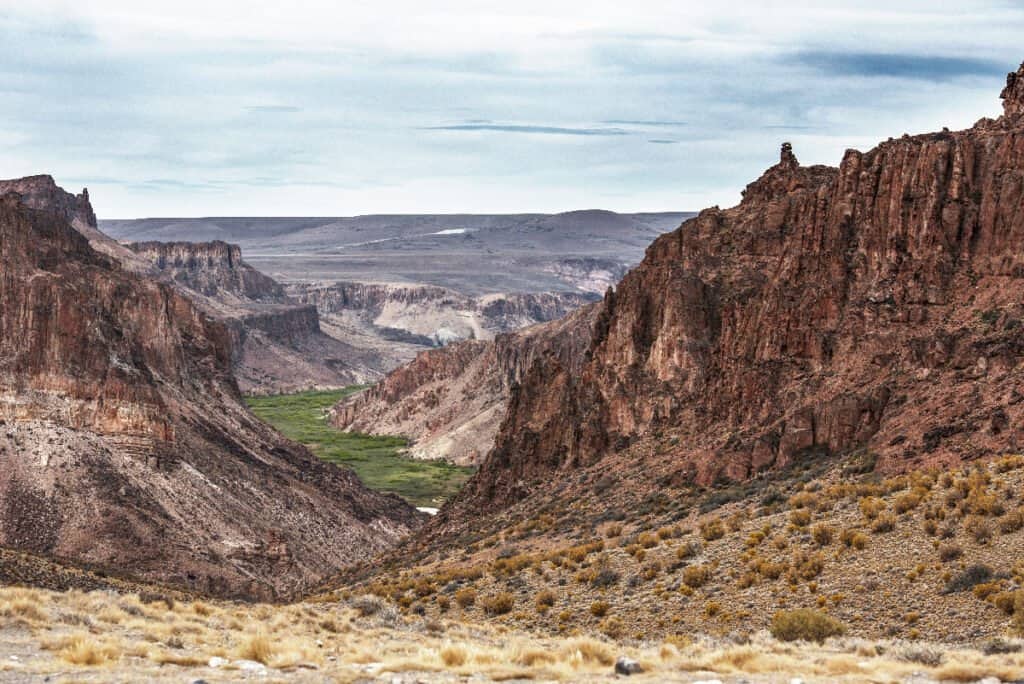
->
[245, 388, 473, 507]
[1, 586, 1022, 683]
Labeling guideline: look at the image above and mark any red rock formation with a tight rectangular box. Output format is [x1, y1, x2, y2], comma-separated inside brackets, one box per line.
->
[333, 304, 597, 465]
[0, 180, 422, 599]
[452, 61, 1024, 513]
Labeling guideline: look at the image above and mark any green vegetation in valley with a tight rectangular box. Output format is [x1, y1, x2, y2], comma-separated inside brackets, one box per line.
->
[245, 388, 473, 508]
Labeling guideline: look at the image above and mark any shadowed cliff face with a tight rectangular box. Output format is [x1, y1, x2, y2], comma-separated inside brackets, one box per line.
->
[0, 181, 423, 599]
[449, 62, 1024, 515]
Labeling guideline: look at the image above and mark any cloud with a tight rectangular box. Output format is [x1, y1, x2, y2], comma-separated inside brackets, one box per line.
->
[245, 105, 303, 113]
[420, 124, 630, 136]
[789, 51, 1008, 81]
[648, 139, 678, 144]
[605, 120, 687, 127]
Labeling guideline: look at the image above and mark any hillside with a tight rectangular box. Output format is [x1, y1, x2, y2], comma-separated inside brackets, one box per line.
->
[333, 304, 598, 465]
[0, 179, 422, 600]
[308, 62, 1024, 647]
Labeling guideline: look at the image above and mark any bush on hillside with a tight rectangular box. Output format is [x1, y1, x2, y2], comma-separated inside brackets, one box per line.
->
[770, 609, 846, 643]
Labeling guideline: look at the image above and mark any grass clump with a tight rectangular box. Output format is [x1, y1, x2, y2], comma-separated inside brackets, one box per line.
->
[769, 609, 846, 643]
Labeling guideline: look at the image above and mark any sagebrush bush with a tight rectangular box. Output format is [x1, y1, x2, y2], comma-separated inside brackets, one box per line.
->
[589, 600, 610, 617]
[966, 516, 994, 544]
[811, 524, 833, 547]
[481, 592, 515, 616]
[871, 513, 896, 534]
[789, 509, 812, 528]
[937, 540, 962, 565]
[770, 609, 846, 643]
[454, 588, 476, 608]
[535, 589, 556, 610]
[944, 564, 993, 594]
[700, 519, 725, 541]
[682, 564, 712, 588]
[859, 497, 887, 521]
[1000, 509, 1024, 534]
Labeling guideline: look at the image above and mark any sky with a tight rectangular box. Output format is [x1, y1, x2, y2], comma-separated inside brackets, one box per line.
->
[1, 1, 1023, 218]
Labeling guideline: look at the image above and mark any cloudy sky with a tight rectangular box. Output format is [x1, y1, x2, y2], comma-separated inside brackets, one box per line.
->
[2, 1, 1023, 217]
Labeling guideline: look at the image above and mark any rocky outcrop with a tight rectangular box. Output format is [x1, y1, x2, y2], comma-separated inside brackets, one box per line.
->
[124, 239, 378, 394]
[450, 61, 1024, 513]
[125, 240, 287, 301]
[333, 305, 598, 465]
[0, 179, 422, 599]
[291, 280, 597, 347]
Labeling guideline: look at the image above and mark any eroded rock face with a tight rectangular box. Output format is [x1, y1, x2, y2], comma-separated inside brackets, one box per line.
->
[291, 281, 597, 347]
[125, 240, 287, 301]
[124, 239, 379, 394]
[454, 64, 1024, 512]
[332, 305, 597, 466]
[0, 182, 422, 598]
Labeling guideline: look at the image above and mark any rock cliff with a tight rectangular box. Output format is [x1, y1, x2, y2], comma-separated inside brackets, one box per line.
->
[125, 240, 287, 301]
[332, 304, 597, 465]
[449, 61, 1024, 515]
[292, 280, 596, 347]
[0, 180, 422, 598]
[123, 239, 378, 394]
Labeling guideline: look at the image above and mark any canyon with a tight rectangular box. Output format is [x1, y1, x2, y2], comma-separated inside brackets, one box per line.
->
[420, 62, 1024, 525]
[0, 177, 422, 600]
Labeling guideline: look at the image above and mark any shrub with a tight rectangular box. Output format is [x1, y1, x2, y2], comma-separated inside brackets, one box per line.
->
[937, 543, 962, 562]
[482, 592, 514, 616]
[676, 541, 701, 560]
[789, 509, 812, 528]
[966, 516, 994, 544]
[700, 519, 726, 541]
[590, 567, 621, 588]
[535, 590, 556, 610]
[788, 492, 820, 510]
[755, 559, 787, 580]
[811, 524, 834, 547]
[894, 491, 924, 514]
[682, 564, 712, 588]
[605, 523, 624, 538]
[871, 513, 896, 534]
[791, 551, 824, 581]
[599, 616, 625, 639]
[589, 601, 610, 617]
[973, 582, 1003, 601]
[1000, 510, 1024, 535]
[859, 497, 887, 521]
[769, 609, 846, 643]
[454, 588, 476, 608]
[637, 532, 659, 548]
[992, 591, 1019, 615]
[944, 564, 993, 594]
[840, 529, 867, 550]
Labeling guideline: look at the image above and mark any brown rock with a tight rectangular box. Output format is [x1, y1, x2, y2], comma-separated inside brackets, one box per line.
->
[443, 61, 1024, 518]
[0, 178, 422, 599]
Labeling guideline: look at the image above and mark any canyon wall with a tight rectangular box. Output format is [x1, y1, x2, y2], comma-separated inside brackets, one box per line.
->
[0, 179, 422, 598]
[449, 63, 1024, 514]
[333, 304, 598, 465]
[124, 241, 378, 393]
